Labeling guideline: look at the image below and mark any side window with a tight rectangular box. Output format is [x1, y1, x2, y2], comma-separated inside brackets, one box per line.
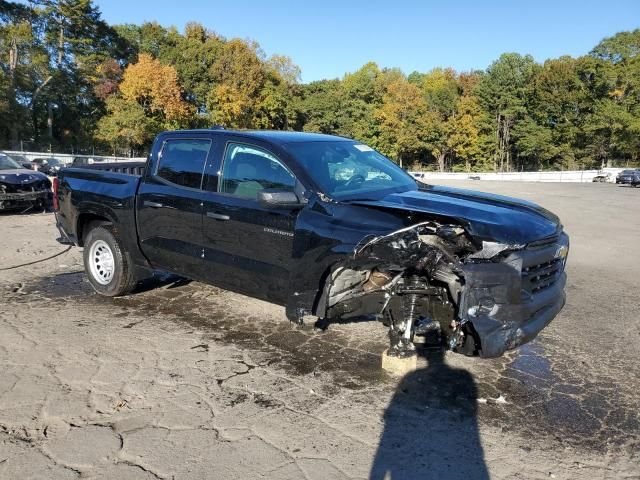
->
[220, 143, 295, 199]
[156, 139, 211, 189]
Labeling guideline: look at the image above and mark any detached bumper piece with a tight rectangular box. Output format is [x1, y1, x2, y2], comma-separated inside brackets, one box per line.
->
[460, 232, 569, 358]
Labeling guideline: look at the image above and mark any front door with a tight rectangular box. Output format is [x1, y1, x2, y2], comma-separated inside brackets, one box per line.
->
[136, 137, 212, 276]
[201, 141, 299, 304]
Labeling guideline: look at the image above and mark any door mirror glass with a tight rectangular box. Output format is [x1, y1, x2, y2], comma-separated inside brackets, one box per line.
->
[257, 189, 301, 208]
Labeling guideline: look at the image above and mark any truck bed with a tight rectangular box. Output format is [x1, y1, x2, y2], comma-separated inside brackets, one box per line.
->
[56, 164, 144, 249]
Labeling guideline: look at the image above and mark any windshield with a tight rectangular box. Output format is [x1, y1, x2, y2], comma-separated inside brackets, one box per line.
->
[621, 170, 636, 174]
[285, 141, 417, 200]
[0, 155, 21, 170]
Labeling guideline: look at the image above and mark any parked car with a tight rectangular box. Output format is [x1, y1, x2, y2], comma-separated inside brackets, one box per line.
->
[31, 157, 65, 176]
[2, 153, 33, 170]
[615, 169, 640, 185]
[0, 153, 52, 211]
[55, 129, 569, 360]
[592, 172, 612, 183]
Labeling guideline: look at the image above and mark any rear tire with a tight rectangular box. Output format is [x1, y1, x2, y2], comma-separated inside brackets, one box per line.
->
[83, 225, 138, 296]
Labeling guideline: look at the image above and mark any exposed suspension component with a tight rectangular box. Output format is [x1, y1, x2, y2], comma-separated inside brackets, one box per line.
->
[387, 275, 441, 357]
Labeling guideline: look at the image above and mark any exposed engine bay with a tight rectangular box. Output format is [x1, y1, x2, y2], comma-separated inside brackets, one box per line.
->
[315, 221, 568, 359]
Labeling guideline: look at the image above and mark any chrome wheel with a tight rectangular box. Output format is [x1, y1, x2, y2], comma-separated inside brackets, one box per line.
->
[88, 239, 115, 285]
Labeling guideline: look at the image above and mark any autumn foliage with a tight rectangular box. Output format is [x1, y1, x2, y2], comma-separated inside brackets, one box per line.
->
[119, 54, 192, 122]
[1, 0, 639, 170]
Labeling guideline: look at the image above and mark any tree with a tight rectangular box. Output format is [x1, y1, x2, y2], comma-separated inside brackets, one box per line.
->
[476, 53, 537, 171]
[420, 68, 461, 171]
[446, 95, 487, 171]
[300, 79, 345, 133]
[375, 78, 430, 167]
[0, 2, 35, 147]
[519, 56, 584, 169]
[35, 0, 123, 146]
[95, 96, 157, 155]
[207, 38, 265, 127]
[92, 58, 121, 100]
[584, 30, 640, 166]
[95, 53, 192, 152]
[159, 22, 223, 118]
[339, 62, 381, 143]
[119, 53, 192, 125]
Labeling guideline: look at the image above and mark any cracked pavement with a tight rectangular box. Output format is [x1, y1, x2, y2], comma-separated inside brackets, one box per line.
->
[0, 181, 639, 479]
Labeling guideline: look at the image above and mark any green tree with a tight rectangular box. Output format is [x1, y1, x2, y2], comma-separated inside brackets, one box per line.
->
[516, 56, 584, 169]
[583, 30, 640, 166]
[0, 2, 36, 147]
[476, 53, 537, 171]
[95, 96, 157, 155]
[300, 79, 345, 133]
[338, 62, 381, 143]
[420, 68, 461, 171]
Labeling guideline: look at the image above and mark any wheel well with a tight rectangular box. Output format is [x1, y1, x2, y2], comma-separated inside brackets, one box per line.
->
[76, 213, 112, 246]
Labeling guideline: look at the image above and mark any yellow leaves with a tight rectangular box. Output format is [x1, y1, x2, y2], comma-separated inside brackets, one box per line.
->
[375, 79, 430, 160]
[119, 53, 192, 122]
[446, 95, 484, 164]
[209, 83, 252, 127]
[609, 88, 625, 99]
[377, 80, 426, 125]
[206, 39, 270, 128]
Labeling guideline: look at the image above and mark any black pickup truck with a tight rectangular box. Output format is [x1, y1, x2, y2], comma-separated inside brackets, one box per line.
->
[55, 129, 569, 359]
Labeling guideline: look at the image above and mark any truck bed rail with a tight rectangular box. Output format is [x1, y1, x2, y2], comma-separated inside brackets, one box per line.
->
[78, 161, 146, 176]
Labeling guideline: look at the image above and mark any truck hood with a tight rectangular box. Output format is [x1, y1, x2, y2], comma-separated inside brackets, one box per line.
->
[347, 185, 561, 245]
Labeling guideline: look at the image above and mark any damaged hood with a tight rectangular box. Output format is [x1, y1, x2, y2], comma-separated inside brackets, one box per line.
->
[0, 169, 49, 185]
[345, 185, 561, 244]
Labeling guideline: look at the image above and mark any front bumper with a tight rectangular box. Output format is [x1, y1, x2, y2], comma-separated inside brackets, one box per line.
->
[0, 190, 51, 210]
[460, 232, 569, 358]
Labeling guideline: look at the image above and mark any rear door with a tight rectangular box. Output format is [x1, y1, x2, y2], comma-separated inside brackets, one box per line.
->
[201, 140, 300, 304]
[136, 135, 212, 276]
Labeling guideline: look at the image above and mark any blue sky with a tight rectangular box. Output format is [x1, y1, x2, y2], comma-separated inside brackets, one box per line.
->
[94, 0, 640, 82]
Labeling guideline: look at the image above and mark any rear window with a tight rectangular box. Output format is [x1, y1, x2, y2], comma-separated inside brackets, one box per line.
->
[156, 139, 211, 189]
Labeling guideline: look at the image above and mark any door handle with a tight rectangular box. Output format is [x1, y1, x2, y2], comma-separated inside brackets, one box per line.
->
[206, 212, 230, 221]
[144, 201, 164, 208]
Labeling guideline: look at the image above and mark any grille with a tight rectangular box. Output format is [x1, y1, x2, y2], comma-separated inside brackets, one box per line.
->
[1, 181, 49, 194]
[522, 257, 564, 294]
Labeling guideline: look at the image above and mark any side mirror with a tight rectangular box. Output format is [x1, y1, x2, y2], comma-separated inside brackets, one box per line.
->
[258, 189, 304, 208]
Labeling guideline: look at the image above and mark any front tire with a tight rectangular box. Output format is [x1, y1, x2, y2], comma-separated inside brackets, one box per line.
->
[83, 226, 138, 296]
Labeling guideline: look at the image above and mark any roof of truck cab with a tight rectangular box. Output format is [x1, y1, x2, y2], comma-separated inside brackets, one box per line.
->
[160, 129, 352, 145]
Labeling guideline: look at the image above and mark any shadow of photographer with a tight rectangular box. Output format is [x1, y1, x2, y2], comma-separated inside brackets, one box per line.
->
[370, 347, 489, 480]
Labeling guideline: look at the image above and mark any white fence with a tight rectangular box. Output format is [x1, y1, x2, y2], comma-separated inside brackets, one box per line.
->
[2, 150, 146, 165]
[409, 168, 626, 183]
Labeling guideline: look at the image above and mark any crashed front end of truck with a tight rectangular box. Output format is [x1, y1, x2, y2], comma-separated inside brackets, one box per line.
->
[315, 221, 569, 359]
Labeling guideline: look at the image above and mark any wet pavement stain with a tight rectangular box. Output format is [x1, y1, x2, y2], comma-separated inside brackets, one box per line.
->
[5, 271, 640, 453]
